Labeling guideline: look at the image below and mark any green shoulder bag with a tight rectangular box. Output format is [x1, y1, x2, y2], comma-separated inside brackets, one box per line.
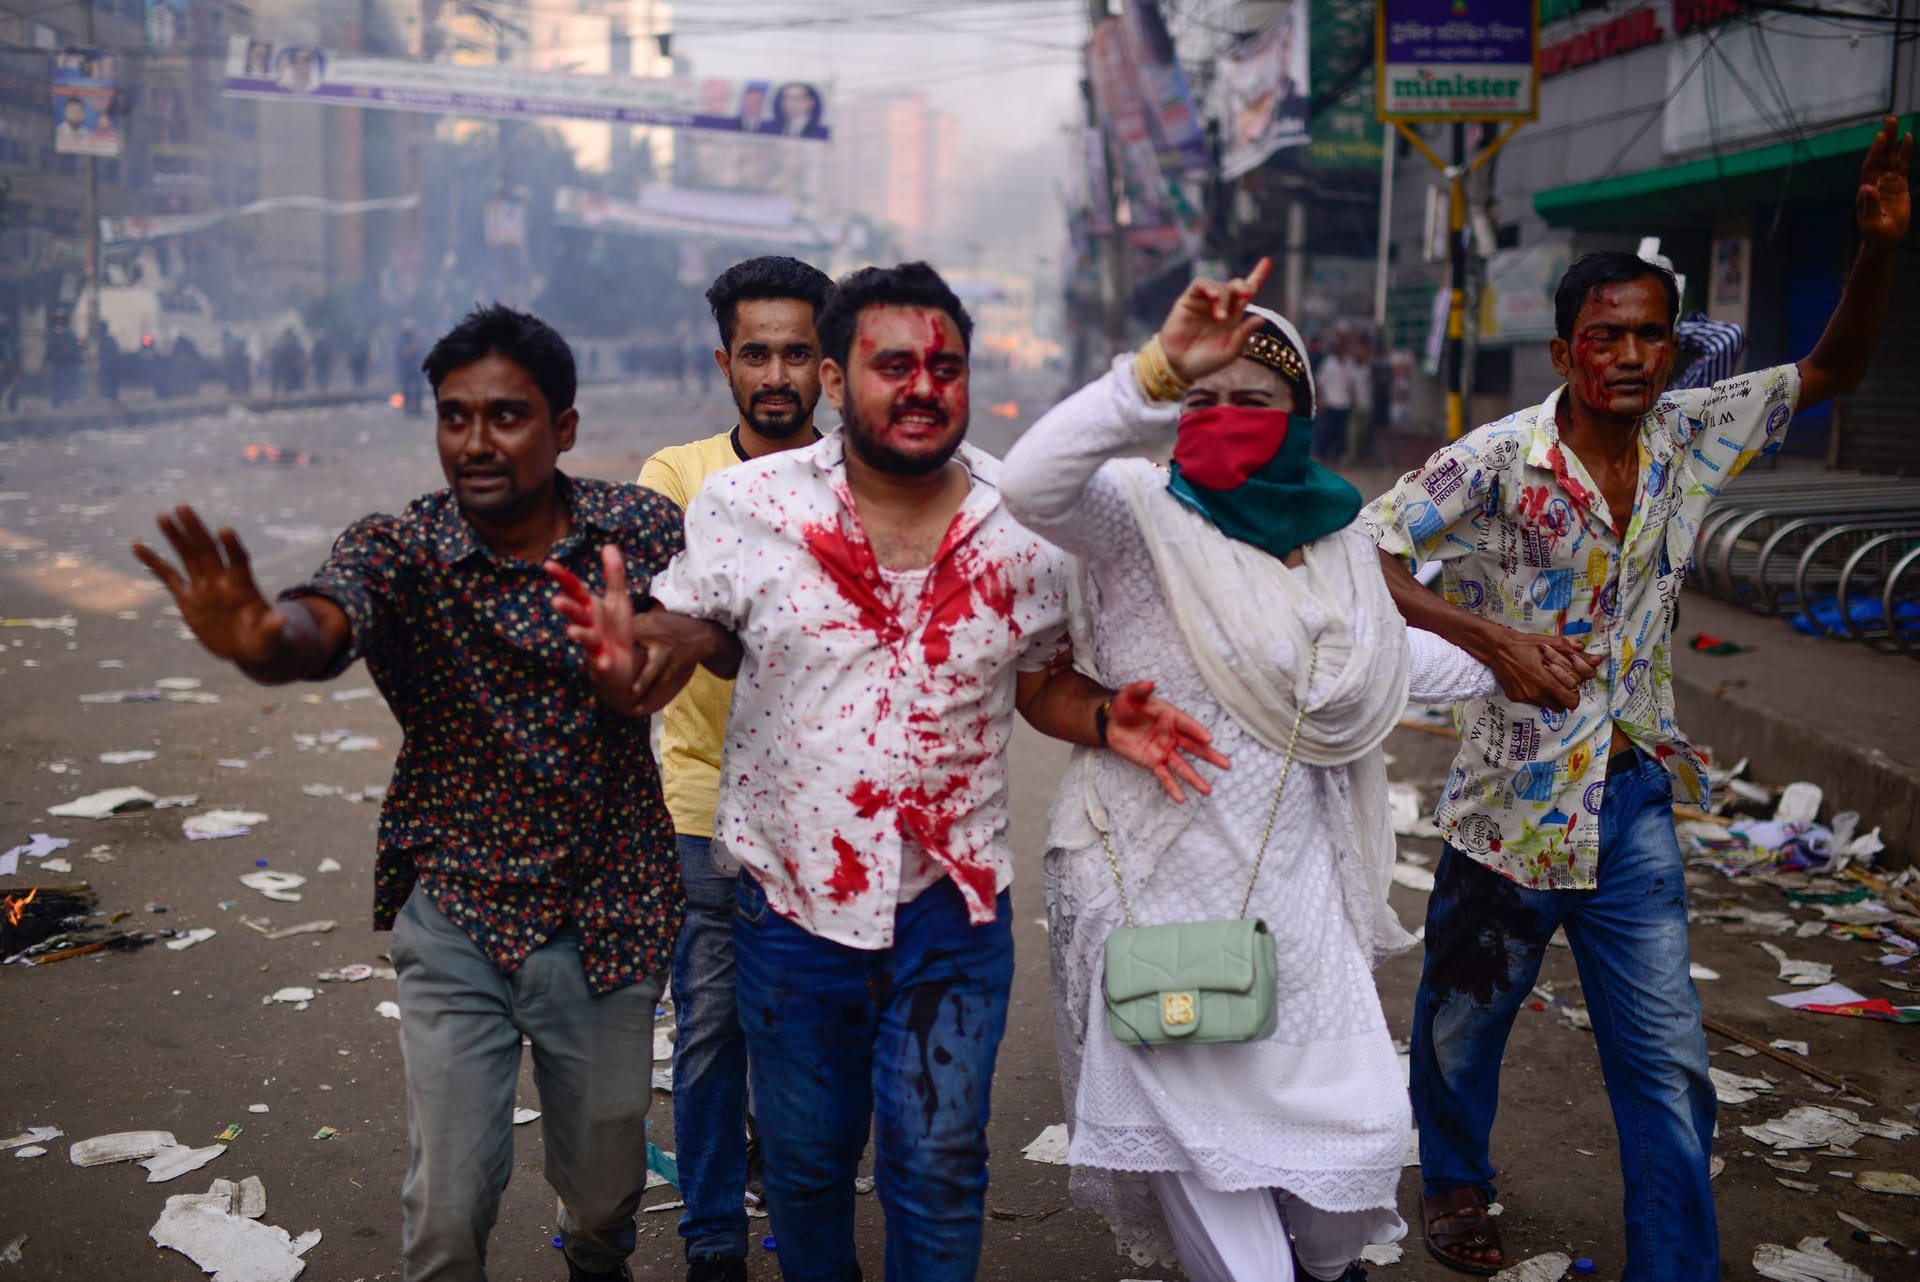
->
[1101, 642, 1315, 1048]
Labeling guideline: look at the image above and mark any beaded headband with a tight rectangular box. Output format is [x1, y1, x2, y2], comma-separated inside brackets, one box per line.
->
[1242, 329, 1306, 382]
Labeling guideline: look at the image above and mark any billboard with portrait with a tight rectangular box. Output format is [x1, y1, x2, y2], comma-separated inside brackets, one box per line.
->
[52, 49, 120, 157]
[1216, 7, 1311, 181]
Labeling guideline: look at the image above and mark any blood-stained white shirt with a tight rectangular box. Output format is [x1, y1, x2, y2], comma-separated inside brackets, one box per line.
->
[649, 432, 1070, 949]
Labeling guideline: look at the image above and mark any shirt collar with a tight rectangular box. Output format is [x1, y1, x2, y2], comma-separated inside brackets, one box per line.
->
[808, 431, 1005, 550]
[430, 471, 599, 565]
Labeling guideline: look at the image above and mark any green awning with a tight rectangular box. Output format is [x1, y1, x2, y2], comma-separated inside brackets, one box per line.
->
[1534, 113, 1916, 228]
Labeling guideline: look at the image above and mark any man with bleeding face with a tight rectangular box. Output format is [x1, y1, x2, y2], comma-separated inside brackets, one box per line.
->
[131, 304, 685, 1282]
[549, 262, 1227, 1281]
[1363, 119, 1912, 1279]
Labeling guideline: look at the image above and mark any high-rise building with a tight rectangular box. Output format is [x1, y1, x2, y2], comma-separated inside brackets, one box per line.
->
[830, 92, 960, 257]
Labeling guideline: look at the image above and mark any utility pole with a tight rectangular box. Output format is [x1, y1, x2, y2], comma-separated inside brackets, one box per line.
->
[82, 0, 100, 370]
[1445, 121, 1464, 440]
[1085, 0, 1127, 356]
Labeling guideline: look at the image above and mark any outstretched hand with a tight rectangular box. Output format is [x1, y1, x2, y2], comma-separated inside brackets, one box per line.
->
[1857, 116, 1913, 253]
[131, 505, 285, 665]
[1156, 257, 1273, 385]
[1103, 679, 1232, 804]
[548, 544, 642, 713]
[1485, 630, 1602, 714]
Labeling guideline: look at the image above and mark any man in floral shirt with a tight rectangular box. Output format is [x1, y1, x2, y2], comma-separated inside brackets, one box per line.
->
[1363, 120, 1909, 1280]
[132, 304, 683, 1282]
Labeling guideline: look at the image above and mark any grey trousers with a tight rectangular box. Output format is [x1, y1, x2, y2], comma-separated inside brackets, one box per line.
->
[391, 888, 663, 1281]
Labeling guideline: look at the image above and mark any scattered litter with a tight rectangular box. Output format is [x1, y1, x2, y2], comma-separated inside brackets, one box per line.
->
[143, 1143, 227, 1183]
[335, 736, 382, 753]
[644, 1200, 686, 1213]
[854, 1175, 875, 1195]
[185, 810, 269, 841]
[1759, 941, 1835, 987]
[1741, 1105, 1866, 1151]
[1770, 982, 1920, 1024]
[1391, 862, 1435, 892]
[149, 1184, 317, 1282]
[3, 614, 77, 630]
[1751, 1236, 1871, 1282]
[1777, 1177, 1822, 1193]
[512, 1108, 541, 1125]
[217, 759, 251, 770]
[1361, 1243, 1405, 1265]
[1777, 782, 1825, 825]
[311, 1127, 338, 1141]
[239, 871, 304, 903]
[70, 1130, 177, 1167]
[39, 858, 72, 873]
[264, 987, 317, 1009]
[167, 928, 217, 952]
[203, 1175, 269, 1220]
[1854, 1171, 1920, 1197]
[318, 964, 378, 983]
[1709, 1067, 1774, 1105]
[1836, 1211, 1912, 1252]
[79, 688, 160, 704]
[1691, 963, 1720, 981]
[1771, 1039, 1811, 1056]
[242, 918, 334, 940]
[1490, 1252, 1570, 1282]
[646, 1141, 679, 1189]
[375, 1001, 400, 1020]
[48, 786, 156, 819]
[316, 858, 341, 874]
[2, 1127, 61, 1151]
[0, 1236, 21, 1266]
[1388, 782, 1442, 838]
[653, 1027, 674, 1062]
[652, 1066, 674, 1093]
[155, 794, 200, 809]
[1021, 1124, 1070, 1165]
[1766, 1156, 1813, 1173]
[0, 833, 69, 876]
[13, 1146, 46, 1160]
[1860, 1117, 1919, 1140]
[100, 750, 157, 764]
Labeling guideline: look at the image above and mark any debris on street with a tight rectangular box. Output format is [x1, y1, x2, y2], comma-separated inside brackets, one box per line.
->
[47, 786, 157, 819]
[166, 928, 218, 951]
[241, 917, 334, 940]
[1751, 1236, 1872, 1282]
[142, 1142, 228, 1183]
[1490, 1252, 1571, 1282]
[1021, 1124, 1070, 1165]
[2, 1126, 62, 1151]
[69, 1130, 177, 1167]
[149, 1180, 320, 1282]
[238, 871, 305, 903]
[184, 809, 269, 841]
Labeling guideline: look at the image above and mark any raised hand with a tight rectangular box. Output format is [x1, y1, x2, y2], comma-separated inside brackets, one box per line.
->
[131, 506, 285, 665]
[1857, 116, 1913, 253]
[1104, 679, 1232, 804]
[1157, 257, 1274, 385]
[547, 544, 641, 714]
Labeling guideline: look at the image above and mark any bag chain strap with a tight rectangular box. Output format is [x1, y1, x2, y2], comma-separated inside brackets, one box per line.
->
[1100, 640, 1319, 929]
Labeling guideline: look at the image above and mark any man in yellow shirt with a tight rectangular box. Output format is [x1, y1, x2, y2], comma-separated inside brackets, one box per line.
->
[639, 255, 833, 1282]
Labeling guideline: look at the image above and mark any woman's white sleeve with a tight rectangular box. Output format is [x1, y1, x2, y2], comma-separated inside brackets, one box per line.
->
[1406, 626, 1500, 704]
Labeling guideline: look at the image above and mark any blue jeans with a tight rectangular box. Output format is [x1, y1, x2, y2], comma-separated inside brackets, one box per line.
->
[1409, 751, 1717, 1281]
[671, 835, 751, 1262]
[733, 873, 1014, 1282]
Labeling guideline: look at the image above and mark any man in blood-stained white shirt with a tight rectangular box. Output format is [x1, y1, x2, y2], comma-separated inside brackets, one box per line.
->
[550, 261, 1226, 1282]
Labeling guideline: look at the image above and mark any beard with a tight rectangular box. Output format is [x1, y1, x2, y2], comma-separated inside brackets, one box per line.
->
[736, 383, 816, 440]
[841, 397, 968, 477]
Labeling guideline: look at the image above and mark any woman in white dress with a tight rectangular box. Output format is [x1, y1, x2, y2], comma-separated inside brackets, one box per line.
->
[1001, 262, 1497, 1281]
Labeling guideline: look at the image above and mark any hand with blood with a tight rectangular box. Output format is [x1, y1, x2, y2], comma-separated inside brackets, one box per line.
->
[1856, 116, 1913, 253]
[1103, 680, 1232, 804]
[547, 544, 643, 715]
[132, 505, 286, 665]
[1156, 257, 1274, 384]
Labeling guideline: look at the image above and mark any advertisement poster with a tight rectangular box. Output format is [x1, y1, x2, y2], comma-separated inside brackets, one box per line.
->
[1088, 18, 1171, 223]
[1119, 0, 1209, 175]
[1709, 236, 1750, 329]
[51, 50, 121, 157]
[1377, 0, 1538, 122]
[145, 0, 186, 51]
[1216, 6, 1311, 181]
[223, 37, 830, 141]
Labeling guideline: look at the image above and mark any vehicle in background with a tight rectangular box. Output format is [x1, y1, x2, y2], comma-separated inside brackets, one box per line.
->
[71, 279, 223, 398]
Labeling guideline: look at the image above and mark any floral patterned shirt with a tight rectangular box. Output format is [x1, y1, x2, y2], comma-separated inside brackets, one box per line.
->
[1361, 365, 1800, 889]
[649, 433, 1070, 949]
[283, 474, 685, 993]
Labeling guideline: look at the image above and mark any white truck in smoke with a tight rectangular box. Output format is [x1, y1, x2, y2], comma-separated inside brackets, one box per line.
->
[71, 278, 224, 398]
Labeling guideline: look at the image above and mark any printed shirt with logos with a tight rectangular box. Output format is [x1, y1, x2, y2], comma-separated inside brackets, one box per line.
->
[648, 433, 1070, 949]
[1360, 364, 1799, 889]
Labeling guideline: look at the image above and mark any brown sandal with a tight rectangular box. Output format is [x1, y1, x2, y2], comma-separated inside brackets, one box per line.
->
[1423, 1187, 1506, 1276]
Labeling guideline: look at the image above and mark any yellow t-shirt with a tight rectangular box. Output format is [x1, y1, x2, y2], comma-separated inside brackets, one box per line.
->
[639, 430, 745, 839]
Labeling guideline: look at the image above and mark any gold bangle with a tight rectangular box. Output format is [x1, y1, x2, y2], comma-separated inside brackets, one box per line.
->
[1136, 336, 1190, 402]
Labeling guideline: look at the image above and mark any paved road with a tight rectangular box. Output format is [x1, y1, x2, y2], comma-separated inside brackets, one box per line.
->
[2, 381, 1915, 1280]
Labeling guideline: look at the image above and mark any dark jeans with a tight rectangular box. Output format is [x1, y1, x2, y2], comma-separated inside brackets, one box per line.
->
[1313, 407, 1351, 462]
[671, 834, 751, 1262]
[733, 874, 1014, 1282]
[1409, 751, 1718, 1281]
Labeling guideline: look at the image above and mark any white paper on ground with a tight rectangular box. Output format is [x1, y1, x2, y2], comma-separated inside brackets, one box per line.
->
[239, 871, 305, 902]
[185, 810, 269, 841]
[1709, 1067, 1774, 1105]
[1758, 941, 1835, 986]
[1690, 963, 1721, 980]
[1751, 1236, 1872, 1282]
[1390, 862, 1436, 892]
[1854, 1171, 1920, 1196]
[511, 1108, 541, 1125]
[48, 786, 157, 819]
[1769, 982, 1870, 1010]
[0, 1126, 61, 1152]
[1021, 1123, 1070, 1165]
[99, 750, 157, 764]
[13, 1146, 46, 1159]
[1776, 782, 1824, 825]
[1740, 1105, 1865, 1151]
[375, 1001, 400, 1020]
[149, 1194, 313, 1282]
[166, 928, 217, 951]
[652, 1027, 674, 1062]
[1490, 1252, 1571, 1282]
[69, 1130, 177, 1166]
[143, 1143, 227, 1183]
[1360, 1242, 1405, 1264]
[264, 987, 317, 1006]
[1770, 1039, 1811, 1056]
